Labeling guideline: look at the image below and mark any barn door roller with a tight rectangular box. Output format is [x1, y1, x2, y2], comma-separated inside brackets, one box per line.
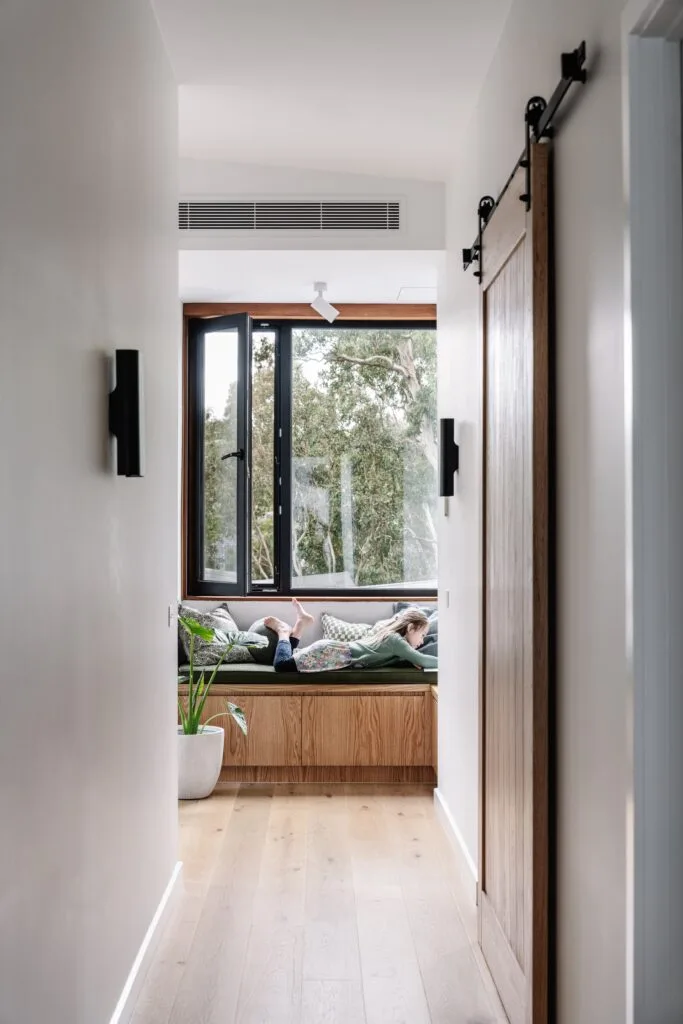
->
[462, 41, 588, 280]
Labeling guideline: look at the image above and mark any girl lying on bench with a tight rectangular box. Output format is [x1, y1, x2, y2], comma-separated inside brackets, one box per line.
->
[264, 600, 437, 674]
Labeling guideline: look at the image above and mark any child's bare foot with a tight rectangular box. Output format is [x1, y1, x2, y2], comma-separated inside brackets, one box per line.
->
[291, 598, 314, 627]
[264, 615, 290, 638]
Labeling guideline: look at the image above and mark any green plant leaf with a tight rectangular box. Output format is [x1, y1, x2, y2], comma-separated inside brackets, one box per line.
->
[202, 702, 248, 736]
[212, 627, 234, 648]
[178, 695, 195, 734]
[177, 621, 248, 739]
[179, 616, 215, 643]
[228, 701, 248, 735]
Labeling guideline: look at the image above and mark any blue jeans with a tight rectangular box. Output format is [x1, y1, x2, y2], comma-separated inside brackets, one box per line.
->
[273, 635, 300, 673]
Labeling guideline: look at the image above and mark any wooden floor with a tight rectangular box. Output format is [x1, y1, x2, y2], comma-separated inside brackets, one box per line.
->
[132, 785, 507, 1024]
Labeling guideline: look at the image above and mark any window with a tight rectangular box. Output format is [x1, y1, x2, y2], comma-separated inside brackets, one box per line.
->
[186, 316, 437, 597]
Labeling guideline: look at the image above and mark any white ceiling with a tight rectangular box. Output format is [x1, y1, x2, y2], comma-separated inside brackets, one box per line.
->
[153, 0, 512, 181]
[179, 250, 442, 303]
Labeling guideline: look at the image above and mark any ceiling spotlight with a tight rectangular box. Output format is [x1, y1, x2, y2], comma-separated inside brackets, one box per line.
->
[310, 281, 339, 323]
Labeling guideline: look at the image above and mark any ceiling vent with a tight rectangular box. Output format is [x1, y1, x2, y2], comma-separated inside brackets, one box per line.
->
[178, 200, 400, 231]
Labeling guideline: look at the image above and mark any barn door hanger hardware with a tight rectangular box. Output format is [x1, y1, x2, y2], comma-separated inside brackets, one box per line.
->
[462, 41, 587, 280]
[520, 42, 587, 208]
[462, 196, 495, 277]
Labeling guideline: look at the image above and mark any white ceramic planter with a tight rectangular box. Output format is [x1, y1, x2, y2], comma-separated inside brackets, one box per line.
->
[177, 725, 224, 800]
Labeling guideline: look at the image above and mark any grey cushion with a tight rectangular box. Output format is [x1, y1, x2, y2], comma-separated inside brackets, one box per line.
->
[247, 618, 278, 665]
[393, 601, 437, 618]
[178, 662, 436, 685]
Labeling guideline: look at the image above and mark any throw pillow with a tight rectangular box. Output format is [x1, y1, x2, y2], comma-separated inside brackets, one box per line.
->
[247, 618, 279, 666]
[178, 603, 262, 666]
[321, 612, 372, 643]
[393, 601, 436, 618]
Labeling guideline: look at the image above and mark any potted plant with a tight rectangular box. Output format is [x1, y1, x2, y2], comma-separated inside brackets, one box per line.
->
[177, 616, 255, 800]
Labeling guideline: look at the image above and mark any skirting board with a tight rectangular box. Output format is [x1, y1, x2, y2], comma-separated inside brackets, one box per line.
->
[217, 765, 436, 785]
[109, 860, 183, 1024]
[434, 788, 478, 909]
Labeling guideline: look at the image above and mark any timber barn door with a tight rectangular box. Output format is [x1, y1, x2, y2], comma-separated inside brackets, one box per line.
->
[479, 141, 550, 1024]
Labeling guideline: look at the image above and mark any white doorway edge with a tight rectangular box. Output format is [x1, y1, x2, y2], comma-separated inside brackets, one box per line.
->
[109, 861, 184, 1024]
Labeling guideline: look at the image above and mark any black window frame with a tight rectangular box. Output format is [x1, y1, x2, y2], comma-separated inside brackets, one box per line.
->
[185, 316, 438, 599]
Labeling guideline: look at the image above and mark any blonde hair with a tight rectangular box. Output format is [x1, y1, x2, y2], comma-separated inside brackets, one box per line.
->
[365, 608, 430, 647]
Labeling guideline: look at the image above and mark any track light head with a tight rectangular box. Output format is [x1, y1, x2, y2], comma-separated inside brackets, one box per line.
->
[310, 281, 339, 323]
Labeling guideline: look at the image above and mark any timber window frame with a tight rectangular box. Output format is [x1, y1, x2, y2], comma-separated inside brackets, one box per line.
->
[183, 311, 438, 600]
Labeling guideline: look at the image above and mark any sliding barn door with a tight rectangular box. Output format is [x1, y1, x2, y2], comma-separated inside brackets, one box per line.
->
[479, 142, 550, 1024]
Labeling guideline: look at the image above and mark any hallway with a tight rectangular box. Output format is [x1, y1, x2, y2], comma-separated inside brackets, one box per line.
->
[132, 785, 506, 1024]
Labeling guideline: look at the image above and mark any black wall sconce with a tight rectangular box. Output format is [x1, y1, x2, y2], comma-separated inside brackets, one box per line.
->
[439, 418, 459, 497]
[109, 349, 145, 477]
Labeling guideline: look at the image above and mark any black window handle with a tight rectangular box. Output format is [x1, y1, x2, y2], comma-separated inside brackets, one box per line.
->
[221, 448, 245, 461]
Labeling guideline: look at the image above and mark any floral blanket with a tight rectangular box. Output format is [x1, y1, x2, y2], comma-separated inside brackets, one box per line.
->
[293, 639, 353, 673]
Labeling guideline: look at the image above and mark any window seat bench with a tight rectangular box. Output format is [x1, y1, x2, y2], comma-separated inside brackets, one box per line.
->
[178, 666, 438, 785]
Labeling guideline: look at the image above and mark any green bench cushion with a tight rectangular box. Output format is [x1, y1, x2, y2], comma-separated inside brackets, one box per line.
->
[178, 662, 436, 685]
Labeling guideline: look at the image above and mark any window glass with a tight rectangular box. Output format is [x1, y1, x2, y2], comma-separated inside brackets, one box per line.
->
[251, 330, 276, 584]
[201, 329, 239, 582]
[290, 327, 437, 590]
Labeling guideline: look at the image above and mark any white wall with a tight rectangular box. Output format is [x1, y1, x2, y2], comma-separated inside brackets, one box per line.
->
[179, 158, 445, 251]
[0, 3, 179, 1022]
[628, 34, 683, 1024]
[438, 1, 630, 1021]
[181, 600, 436, 642]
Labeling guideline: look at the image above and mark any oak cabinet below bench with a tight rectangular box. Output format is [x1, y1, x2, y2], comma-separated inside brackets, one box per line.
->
[178, 682, 437, 784]
[200, 694, 301, 766]
[301, 694, 430, 766]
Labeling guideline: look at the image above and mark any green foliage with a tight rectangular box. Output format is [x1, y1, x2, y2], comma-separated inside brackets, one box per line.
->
[177, 616, 248, 736]
[203, 393, 239, 578]
[202, 328, 438, 589]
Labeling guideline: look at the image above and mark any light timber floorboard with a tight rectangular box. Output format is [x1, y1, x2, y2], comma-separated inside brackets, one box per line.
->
[131, 785, 507, 1024]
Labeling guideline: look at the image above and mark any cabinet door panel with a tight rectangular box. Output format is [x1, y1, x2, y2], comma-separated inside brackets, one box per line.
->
[200, 695, 301, 766]
[302, 695, 428, 766]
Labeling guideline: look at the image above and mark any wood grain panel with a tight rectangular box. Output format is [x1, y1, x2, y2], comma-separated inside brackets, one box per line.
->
[199, 695, 301, 766]
[529, 140, 550, 1021]
[183, 303, 436, 321]
[302, 694, 429, 766]
[481, 165, 527, 289]
[483, 233, 529, 964]
[479, 142, 550, 1024]
[179, 682, 431, 698]
[481, 894, 526, 1024]
[217, 766, 436, 784]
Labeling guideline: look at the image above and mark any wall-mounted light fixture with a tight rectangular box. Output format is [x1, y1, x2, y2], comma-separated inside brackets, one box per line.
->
[109, 349, 145, 477]
[310, 281, 340, 323]
[439, 418, 459, 497]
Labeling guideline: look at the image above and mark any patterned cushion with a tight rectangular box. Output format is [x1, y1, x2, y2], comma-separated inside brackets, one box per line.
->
[178, 603, 262, 666]
[321, 613, 372, 642]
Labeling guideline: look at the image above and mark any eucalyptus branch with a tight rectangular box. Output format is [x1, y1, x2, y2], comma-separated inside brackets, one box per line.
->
[333, 353, 408, 376]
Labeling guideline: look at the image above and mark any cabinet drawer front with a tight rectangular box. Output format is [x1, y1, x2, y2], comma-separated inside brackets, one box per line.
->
[302, 694, 429, 766]
[199, 695, 301, 766]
